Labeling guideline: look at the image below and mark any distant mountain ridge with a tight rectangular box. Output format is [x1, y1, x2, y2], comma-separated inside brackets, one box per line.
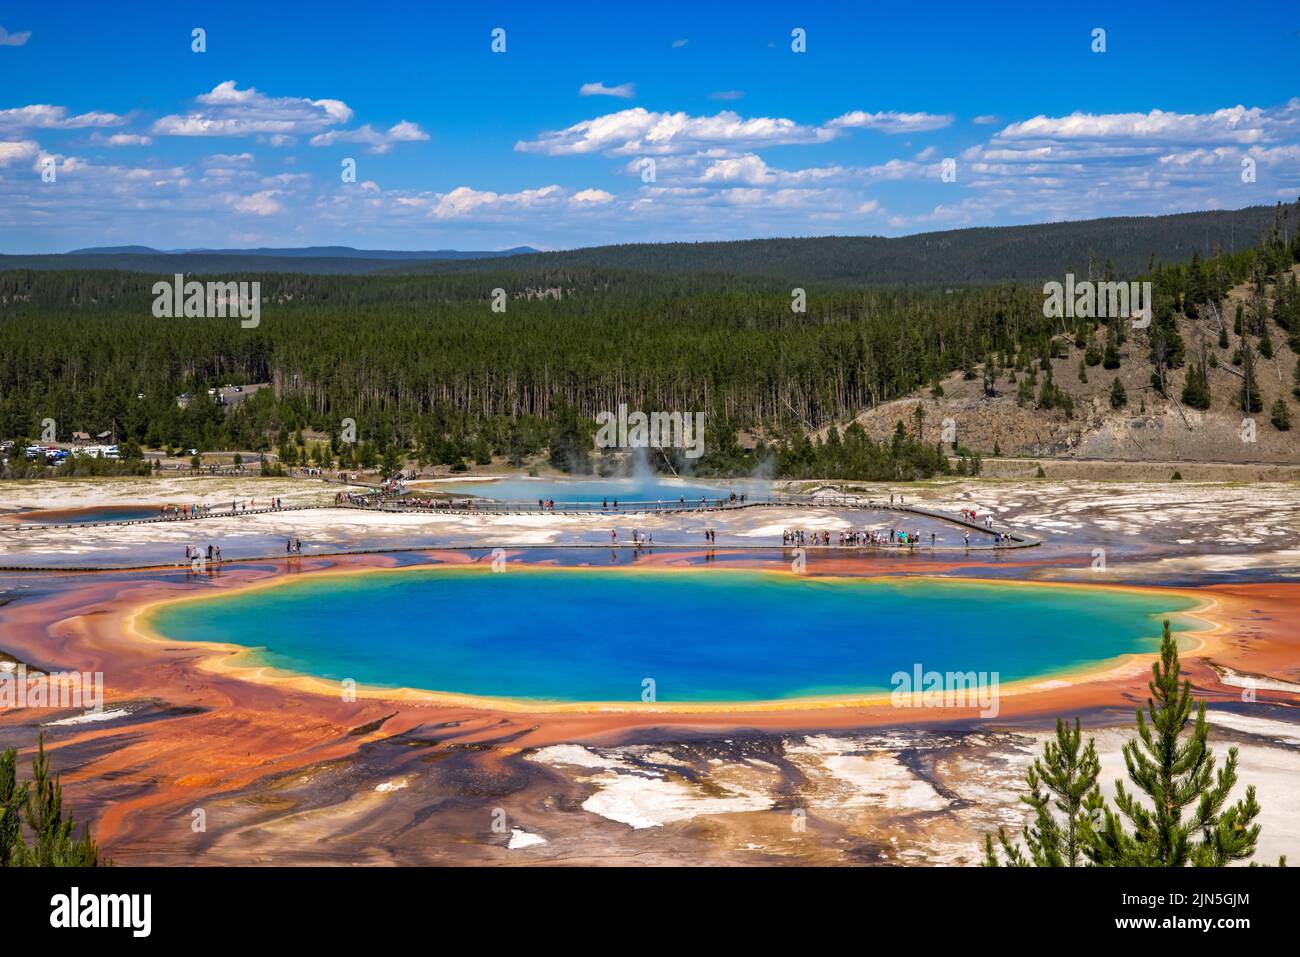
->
[382, 205, 1290, 285]
[3, 245, 539, 276]
[68, 244, 539, 260]
[5, 204, 1292, 283]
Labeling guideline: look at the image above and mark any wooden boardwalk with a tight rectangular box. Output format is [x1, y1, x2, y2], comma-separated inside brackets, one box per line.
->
[0, 492, 1038, 571]
[4, 503, 319, 531]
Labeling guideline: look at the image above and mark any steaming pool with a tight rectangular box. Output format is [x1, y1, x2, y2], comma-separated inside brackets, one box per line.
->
[436, 476, 751, 503]
[145, 567, 1198, 704]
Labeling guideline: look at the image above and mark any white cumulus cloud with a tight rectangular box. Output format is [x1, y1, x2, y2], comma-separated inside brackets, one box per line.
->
[91, 132, 153, 147]
[579, 82, 635, 99]
[517, 107, 837, 156]
[232, 190, 283, 216]
[571, 188, 614, 204]
[154, 81, 353, 138]
[309, 120, 430, 154]
[0, 105, 124, 133]
[827, 110, 954, 134]
[0, 139, 39, 166]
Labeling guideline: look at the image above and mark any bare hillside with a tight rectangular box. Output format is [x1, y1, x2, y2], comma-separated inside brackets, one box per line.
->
[848, 266, 1300, 465]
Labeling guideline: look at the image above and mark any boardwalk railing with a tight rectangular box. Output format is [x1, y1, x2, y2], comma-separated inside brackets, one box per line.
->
[347, 494, 784, 517]
[4, 504, 319, 531]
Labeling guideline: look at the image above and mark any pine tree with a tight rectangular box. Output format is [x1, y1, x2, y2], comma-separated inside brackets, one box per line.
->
[12, 735, 100, 867]
[1085, 335, 1103, 367]
[1102, 324, 1122, 370]
[1109, 377, 1127, 409]
[1087, 622, 1265, 867]
[1181, 355, 1211, 410]
[0, 746, 28, 866]
[985, 718, 1102, 867]
[380, 445, 402, 479]
[1270, 397, 1291, 431]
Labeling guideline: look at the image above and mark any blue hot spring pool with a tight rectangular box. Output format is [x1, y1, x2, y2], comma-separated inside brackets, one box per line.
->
[438, 477, 750, 503]
[144, 568, 1201, 704]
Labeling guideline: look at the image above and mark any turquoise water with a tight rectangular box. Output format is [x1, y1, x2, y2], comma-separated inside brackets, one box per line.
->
[148, 569, 1198, 703]
[440, 477, 746, 503]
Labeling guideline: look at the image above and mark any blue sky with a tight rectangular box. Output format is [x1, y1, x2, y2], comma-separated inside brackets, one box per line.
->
[1, 0, 1297, 252]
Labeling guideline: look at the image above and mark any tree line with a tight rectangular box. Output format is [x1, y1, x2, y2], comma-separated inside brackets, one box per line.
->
[1, 203, 1297, 480]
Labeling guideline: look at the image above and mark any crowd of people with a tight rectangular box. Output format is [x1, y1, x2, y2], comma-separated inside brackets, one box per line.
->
[180, 536, 307, 566]
[337, 490, 484, 510]
[781, 528, 927, 546]
[844, 528, 929, 546]
[163, 497, 285, 520]
[183, 543, 223, 564]
[783, 528, 826, 546]
[161, 503, 209, 519]
[594, 494, 747, 511]
[779, 523, 1012, 548]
